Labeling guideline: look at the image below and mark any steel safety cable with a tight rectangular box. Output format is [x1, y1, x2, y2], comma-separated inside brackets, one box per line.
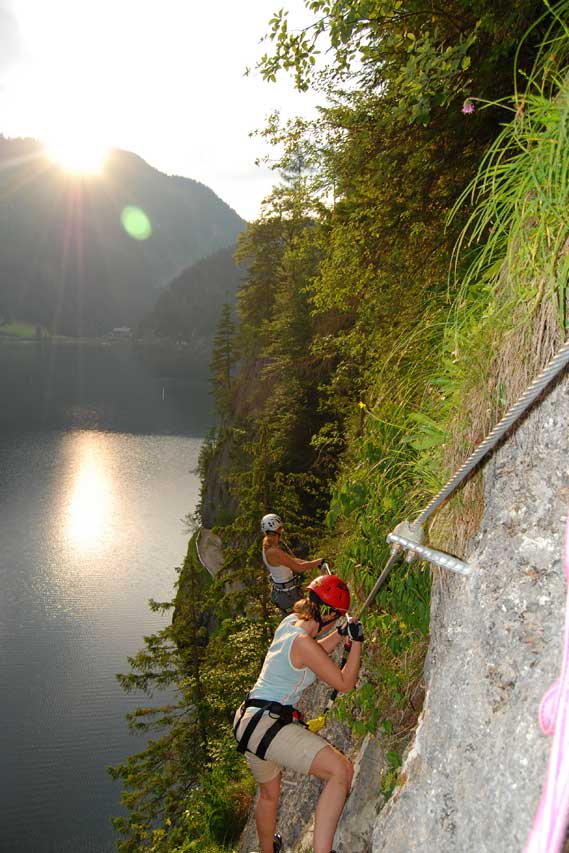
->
[356, 550, 402, 621]
[415, 337, 569, 527]
[314, 551, 402, 725]
[351, 338, 569, 623]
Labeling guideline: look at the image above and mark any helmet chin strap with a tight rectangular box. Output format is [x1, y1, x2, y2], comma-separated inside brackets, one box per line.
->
[316, 608, 340, 631]
[308, 590, 340, 629]
[280, 535, 295, 555]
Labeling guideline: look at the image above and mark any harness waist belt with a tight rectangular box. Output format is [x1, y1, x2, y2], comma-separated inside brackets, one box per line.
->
[233, 697, 304, 759]
[271, 577, 300, 590]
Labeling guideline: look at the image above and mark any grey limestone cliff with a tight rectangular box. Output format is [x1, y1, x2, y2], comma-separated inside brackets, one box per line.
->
[372, 374, 569, 851]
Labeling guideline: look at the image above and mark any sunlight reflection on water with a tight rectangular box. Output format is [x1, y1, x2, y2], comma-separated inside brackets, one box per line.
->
[0, 428, 202, 852]
[64, 432, 115, 552]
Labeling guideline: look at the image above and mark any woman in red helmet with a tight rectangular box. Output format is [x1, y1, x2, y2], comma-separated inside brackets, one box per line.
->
[233, 574, 364, 853]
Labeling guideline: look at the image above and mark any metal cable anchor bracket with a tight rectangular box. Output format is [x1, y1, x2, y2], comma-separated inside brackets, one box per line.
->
[387, 520, 471, 577]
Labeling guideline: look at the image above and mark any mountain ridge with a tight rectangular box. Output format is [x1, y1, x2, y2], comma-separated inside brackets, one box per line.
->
[0, 135, 245, 336]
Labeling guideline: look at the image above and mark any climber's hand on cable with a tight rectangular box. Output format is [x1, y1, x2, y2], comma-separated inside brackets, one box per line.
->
[338, 618, 364, 642]
[346, 620, 364, 642]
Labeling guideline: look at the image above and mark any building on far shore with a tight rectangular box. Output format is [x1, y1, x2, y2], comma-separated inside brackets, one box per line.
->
[109, 326, 132, 339]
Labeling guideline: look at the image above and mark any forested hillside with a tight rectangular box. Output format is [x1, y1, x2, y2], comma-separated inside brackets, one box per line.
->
[0, 137, 245, 336]
[111, 1, 569, 850]
[138, 246, 245, 359]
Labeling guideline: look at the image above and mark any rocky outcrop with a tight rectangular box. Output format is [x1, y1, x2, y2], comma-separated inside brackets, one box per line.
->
[200, 430, 238, 528]
[333, 733, 388, 852]
[372, 375, 569, 851]
[196, 527, 224, 576]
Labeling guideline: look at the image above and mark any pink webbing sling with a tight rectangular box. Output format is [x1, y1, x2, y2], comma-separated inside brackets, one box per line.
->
[526, 516, 569, 852]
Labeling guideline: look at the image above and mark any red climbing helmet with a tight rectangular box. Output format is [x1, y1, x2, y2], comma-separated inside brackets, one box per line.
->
[307, 575, 351, 615]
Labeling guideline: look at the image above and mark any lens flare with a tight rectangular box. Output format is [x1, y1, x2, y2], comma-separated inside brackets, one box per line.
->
[44, 135, 109, 174]
[121, 206, 152, 240]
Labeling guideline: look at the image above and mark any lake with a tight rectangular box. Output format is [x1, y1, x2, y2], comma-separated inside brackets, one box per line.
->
[0, 341, 212, 852]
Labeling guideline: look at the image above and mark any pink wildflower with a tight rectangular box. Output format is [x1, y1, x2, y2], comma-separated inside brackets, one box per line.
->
[462, 99, 475, 115]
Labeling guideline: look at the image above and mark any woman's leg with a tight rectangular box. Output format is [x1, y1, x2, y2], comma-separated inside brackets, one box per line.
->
[255, 771, 282, 853]
[308, 745, 354, 853]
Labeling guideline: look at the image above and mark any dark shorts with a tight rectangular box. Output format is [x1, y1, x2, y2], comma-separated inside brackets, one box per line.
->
[271, 585, 302, 614]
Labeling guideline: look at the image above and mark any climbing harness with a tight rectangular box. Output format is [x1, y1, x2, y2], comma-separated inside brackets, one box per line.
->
[262, 537, 302, 614]
[270, 575, 302, 616]
[525, 516, 569, 853]
[233, 696, 306, 759]
[271, 576, 301, 592]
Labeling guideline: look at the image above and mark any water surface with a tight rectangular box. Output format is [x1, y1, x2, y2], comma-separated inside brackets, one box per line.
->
[0, 343, 210, 852]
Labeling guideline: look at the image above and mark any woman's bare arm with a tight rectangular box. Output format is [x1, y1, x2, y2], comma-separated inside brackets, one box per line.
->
[291, 633, 361, 693]
[264, 546, 322, 575]
[317, 629, 343, 654]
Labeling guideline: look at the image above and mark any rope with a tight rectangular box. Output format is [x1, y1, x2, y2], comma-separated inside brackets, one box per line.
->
[525, 516, 569, 852]
[415, 338, 569, 526]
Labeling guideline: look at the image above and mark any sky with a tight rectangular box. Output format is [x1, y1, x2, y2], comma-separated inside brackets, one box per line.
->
[0, 0, 322, 221]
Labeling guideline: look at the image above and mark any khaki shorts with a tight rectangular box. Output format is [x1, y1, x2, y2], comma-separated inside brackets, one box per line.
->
[233, 706, 329, 784]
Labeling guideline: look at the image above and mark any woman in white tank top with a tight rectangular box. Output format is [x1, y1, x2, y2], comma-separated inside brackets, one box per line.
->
[260, 513, 324, 614]
[233, 573, 364, 853]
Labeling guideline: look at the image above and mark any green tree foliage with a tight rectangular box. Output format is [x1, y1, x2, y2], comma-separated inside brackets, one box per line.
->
[110, 537, 269, 850]
[203, 0, 556, 729]
[139, 247, 245, 363]
[109, 539, 211, 849]
[259, 0, 546, 109]
[209, 301, 236, 417]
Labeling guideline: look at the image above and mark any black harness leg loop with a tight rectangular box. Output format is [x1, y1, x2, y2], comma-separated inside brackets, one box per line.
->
[256, 718, 289, 760]
[255, 706, 294, 760]
[235, 706, 266, 755]
[234, 698, 297, 758]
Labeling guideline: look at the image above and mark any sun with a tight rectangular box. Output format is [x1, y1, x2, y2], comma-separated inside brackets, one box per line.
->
[43, 133, 110, 175]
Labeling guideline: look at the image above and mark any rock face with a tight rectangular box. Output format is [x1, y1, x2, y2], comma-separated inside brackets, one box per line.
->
[196, 528, 224, 576]
[200, 432, 238, 528]
[373, 375, 569, 851]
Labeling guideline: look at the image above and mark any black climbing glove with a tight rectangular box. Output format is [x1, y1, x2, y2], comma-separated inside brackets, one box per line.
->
[338, 620, 364, 642]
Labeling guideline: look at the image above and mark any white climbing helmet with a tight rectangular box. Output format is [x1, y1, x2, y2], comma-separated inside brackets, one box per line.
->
[261, 513, 283, 534]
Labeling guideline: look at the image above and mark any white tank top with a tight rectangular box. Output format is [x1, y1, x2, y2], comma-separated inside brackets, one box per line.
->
[262, 548, 294, 583]
[249, 614, 316, 705]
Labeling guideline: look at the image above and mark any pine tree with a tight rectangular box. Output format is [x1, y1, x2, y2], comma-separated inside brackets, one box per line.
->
[209, 301, 235, 417]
